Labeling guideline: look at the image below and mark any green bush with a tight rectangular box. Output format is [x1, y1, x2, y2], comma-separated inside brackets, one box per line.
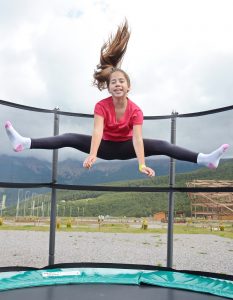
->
[66, 219, 72, 228]
[219, 225, 225, 231]
[56, 220, 61, 230]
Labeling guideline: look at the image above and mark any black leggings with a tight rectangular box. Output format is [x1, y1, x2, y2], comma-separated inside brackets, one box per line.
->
[31, 133, 198, 163]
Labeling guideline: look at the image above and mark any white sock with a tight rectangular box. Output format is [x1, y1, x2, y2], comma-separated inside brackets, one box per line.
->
[197, 144, 229, 169]
[5, 121, 31, 152]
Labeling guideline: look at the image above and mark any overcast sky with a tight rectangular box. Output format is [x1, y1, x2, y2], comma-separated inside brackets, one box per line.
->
[0, 0, 233, 161]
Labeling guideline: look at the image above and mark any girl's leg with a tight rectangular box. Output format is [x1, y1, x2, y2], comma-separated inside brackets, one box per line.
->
[5, 121, 91, 154]
[4, 122, 136, 159]
[143, 138, 229, 168]
[31, 133, 91, 154]
[5, 122, 135, 159]
[143, 139, 198, 162]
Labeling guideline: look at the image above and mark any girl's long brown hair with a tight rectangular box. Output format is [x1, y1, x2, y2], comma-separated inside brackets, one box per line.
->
[93, 20, 131, 91]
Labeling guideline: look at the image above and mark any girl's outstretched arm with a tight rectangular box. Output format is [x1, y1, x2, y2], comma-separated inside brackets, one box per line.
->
[83, 114, 104, 169]
[133, 125, 155, 177]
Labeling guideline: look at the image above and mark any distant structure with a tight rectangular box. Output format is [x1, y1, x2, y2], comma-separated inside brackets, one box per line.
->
[187, 180, 233, 220]
[153, 212, 166, 222]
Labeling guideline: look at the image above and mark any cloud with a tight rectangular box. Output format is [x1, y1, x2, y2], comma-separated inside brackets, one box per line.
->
[0, 0, 232, 161]
[1, 0, 233, 113]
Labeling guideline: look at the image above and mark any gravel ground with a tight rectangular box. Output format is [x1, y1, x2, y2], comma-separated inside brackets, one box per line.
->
[0, 231, 232, 275]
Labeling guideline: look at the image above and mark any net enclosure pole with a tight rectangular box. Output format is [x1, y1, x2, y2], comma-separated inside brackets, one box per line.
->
[48, 107, 60, 265]
[166, 111, 177, 268]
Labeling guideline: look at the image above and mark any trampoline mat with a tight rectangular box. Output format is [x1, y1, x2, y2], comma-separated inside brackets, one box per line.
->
[0, 284, 230, 300]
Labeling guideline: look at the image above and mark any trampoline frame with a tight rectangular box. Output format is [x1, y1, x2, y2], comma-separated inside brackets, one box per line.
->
[0, 263, 232, 299]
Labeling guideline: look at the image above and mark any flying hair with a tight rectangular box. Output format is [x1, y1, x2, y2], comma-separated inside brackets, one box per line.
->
[93, 20, 131, 91]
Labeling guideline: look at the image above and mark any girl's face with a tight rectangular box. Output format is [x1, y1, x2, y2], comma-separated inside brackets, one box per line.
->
[108, 71, 130, 99]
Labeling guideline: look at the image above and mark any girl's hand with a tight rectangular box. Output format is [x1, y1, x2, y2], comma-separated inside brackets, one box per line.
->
[83, 155, 97, 169]
[139, 164, 155, 177]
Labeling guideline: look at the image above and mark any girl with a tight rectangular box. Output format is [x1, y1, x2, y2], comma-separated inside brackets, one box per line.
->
[5, 21, 229, 177]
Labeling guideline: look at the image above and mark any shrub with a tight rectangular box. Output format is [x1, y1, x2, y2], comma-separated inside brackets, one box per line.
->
[66, 219, 72, 228]
[56, 220, 61, 230]
[141, 218, 148, 230]
[219, 225, 225, 231]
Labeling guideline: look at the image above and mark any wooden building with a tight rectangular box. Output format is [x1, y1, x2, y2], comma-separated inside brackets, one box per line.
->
[186, 180, 233, 220]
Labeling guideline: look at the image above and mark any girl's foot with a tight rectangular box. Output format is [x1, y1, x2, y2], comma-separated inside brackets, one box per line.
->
[197, 144, 229, 169]
[5, 121, 31, 152]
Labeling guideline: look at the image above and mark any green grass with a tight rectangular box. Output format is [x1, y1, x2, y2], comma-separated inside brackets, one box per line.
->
[0, 223, 233, 238]
[0, 224, 49, 231]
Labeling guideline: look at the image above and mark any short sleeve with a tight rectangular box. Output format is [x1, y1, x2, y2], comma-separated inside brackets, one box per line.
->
[94, 102, 106, 118]
[132, 109, 144, 125]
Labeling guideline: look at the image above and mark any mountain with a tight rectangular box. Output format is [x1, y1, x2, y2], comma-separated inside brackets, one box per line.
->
[0, 154, 202, 184]
[56, 157, 202, 185]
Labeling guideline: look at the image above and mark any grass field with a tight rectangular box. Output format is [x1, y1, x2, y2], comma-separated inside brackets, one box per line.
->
[0, 218, 233, 239]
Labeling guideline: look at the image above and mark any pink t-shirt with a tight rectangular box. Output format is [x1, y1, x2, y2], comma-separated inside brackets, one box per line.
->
[94, 96, 143, 141]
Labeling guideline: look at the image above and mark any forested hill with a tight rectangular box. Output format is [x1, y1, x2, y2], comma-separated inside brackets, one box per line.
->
[48, 159, 233, 217]
[1, 155, 232, 211]
[58, 160, 233, 217]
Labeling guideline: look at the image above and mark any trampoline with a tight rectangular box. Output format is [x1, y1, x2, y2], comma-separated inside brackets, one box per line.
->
[0, 263, 232, 299]
[1, 102, 233, 300]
